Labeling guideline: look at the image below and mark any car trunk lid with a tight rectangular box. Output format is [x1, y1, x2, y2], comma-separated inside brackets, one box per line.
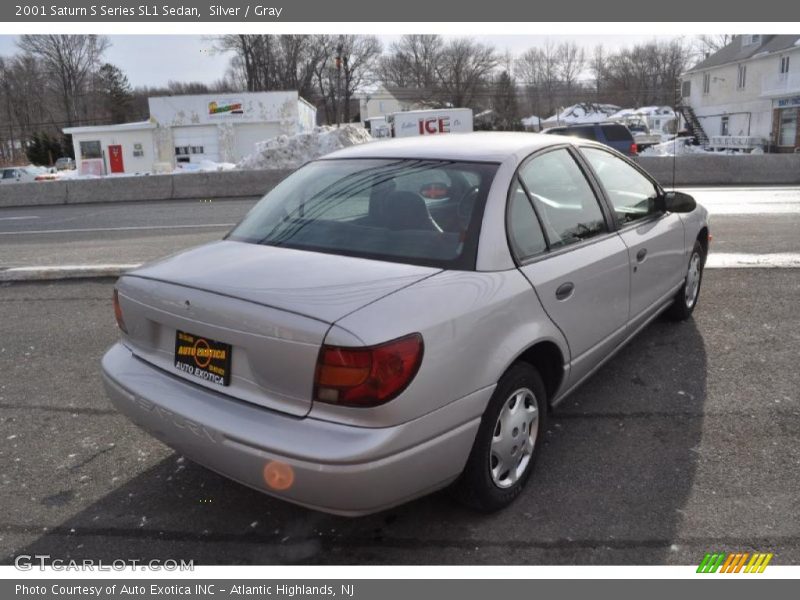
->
[116, 241, 439, 417]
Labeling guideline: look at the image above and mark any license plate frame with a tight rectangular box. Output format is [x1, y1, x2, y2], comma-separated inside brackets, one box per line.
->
[174, 330, 232, 387]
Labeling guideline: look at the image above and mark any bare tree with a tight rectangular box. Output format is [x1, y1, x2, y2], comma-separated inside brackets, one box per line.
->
[556, 42, 586, 101]
[515, 42, 560, 117]
[435, 38, 498, 108]
[695, 34, 735, 59]
[310, 35, 382, 124]
[215, 34, 326, 99]
[589, 45, 607, 98]
[379, 34, 443, 96]
[17, 34, 109, 127]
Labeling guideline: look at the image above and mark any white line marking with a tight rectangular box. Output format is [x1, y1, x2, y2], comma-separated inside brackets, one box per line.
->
[706, 253, 800, 268]
[0, 223, 234, 235]
[0, 216, 39, 221]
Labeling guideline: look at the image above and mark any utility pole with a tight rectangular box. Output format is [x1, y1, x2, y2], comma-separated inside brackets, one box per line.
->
[335, 37, 343, 127]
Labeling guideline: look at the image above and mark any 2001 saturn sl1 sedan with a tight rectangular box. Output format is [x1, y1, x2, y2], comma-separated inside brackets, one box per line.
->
[102, 132, 710, 515]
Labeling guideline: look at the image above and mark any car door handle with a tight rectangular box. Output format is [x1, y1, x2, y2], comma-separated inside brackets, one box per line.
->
[636, 248, 648, 262]
[555, 282, 575, 301]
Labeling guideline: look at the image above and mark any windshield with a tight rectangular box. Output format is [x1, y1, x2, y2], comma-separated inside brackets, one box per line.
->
[228, 158, 499, 269]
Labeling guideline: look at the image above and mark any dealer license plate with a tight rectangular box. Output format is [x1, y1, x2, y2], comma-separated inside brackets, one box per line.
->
[174, 330, 232, 387]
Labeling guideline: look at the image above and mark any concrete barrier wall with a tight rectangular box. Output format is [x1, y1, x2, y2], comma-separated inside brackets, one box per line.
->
[0, 169, 294, 209]
[636, 154, 800, 186]
[1, 156, 799, 209]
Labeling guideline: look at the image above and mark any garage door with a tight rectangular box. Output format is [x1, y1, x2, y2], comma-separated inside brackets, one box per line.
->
[173, 126, 220, 164]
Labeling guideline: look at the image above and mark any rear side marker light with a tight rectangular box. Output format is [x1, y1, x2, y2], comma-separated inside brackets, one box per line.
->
[314, 333, 424, 407]
[113, 289, 128, 333]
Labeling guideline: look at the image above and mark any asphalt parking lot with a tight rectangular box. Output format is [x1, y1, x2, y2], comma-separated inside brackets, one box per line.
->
[1, 187, 799, 565]
[0, 273, 798, 565]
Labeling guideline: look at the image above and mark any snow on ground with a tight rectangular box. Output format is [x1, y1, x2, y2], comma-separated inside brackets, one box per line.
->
[173, 159, 237, 173]
[239, 125, 372, 170]
[640, 138, 708, 156]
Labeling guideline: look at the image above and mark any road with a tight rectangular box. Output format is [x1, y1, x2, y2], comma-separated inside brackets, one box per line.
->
[1, 186, 800, 267]
[1, 185, 799, 565]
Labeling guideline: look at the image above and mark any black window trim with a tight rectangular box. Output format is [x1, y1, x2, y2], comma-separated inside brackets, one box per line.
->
[573, 143, 668, 233]
[505, 143, 620, 267]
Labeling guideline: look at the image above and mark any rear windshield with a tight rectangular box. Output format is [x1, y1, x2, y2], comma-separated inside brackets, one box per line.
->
[548, 126, 597, 141]
[227, 158, 499, 270]
[601, 124, 633, 141]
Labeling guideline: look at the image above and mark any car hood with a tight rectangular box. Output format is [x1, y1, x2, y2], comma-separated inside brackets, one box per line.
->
[128, 240, 441, 324]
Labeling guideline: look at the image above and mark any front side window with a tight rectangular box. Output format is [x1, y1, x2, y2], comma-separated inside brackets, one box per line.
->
[518, 148, 607, 249]
[228, 158, 498, 269]
[581, 147, 660, 224]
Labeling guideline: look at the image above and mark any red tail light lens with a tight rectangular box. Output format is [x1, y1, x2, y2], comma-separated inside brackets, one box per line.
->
[314, 333, 424, 407]
[630, 142, 638, 156]
[113, 289, 128, 333]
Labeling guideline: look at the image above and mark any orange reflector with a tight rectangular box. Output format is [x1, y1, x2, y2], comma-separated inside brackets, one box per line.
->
[263, 461, 294, 491]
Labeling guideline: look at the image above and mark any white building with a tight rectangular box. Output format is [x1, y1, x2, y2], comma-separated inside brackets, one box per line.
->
[65, 91, 317, 175]
[681, 35, 800, 151]
[358, 86, 425, 125]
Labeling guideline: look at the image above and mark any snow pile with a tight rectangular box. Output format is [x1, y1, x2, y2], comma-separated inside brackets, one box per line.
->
[173, 159, 237, 173]
[640, 138, 707, 156]
[239, 125, 372, 170]
[543, 103, 621, 126]
[521, 115, 541, 128]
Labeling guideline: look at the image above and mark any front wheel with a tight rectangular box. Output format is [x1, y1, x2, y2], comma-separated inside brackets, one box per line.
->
[666, 240, 705, 321]
[451, 363, 547, 512]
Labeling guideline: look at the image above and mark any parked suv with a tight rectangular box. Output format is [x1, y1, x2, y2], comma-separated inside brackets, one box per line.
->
[543, 122, 638, 156]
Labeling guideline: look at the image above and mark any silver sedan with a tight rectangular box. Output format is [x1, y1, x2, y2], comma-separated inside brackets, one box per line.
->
[102, 132, 710, 515]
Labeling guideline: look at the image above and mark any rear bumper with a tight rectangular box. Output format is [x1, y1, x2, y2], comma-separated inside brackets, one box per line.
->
[101, 343, 484, 516]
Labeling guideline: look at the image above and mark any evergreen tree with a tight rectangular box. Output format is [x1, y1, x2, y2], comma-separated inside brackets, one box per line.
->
[97, 63, 133, 123]
[491, 71, 522, 131]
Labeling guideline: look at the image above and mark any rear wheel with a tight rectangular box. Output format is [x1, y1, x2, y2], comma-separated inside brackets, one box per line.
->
[666, 240, 705, 321]
[452, 362, 547, 512]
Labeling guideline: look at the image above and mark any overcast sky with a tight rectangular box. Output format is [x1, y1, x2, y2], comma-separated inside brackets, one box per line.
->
[0, 34, 681, 88]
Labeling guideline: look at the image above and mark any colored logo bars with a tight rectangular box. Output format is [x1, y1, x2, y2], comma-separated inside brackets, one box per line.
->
[697, 552, 773, 573]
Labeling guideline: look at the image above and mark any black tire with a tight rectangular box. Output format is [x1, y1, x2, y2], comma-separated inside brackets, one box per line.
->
[451, 362, 547, 512]
[665, 240, 705, 321]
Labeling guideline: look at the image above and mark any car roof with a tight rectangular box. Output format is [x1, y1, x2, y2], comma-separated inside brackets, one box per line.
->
[324, 132, 567, 163]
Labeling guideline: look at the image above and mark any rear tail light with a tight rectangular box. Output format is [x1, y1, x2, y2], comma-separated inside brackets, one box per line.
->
[113, 289, 128, 333]
[630, 142, 639, 156]
[314, 333, 424, 407]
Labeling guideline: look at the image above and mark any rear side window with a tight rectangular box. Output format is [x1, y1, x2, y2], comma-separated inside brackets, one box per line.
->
[507, 179, 547, 259]
[519, 149, 607, 249]
[601, 124, 633, 142]
[227, 158, 498, 270]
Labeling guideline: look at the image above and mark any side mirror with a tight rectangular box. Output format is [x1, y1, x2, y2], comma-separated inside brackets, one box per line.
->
[658, 191, 696, 213]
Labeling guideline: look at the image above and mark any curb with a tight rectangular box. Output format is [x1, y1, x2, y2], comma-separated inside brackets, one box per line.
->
[0, 264, 142, 282]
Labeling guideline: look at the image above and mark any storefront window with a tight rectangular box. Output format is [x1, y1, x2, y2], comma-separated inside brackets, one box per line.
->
[79, 140, 102, 159]
[779, 109, 798, 147]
